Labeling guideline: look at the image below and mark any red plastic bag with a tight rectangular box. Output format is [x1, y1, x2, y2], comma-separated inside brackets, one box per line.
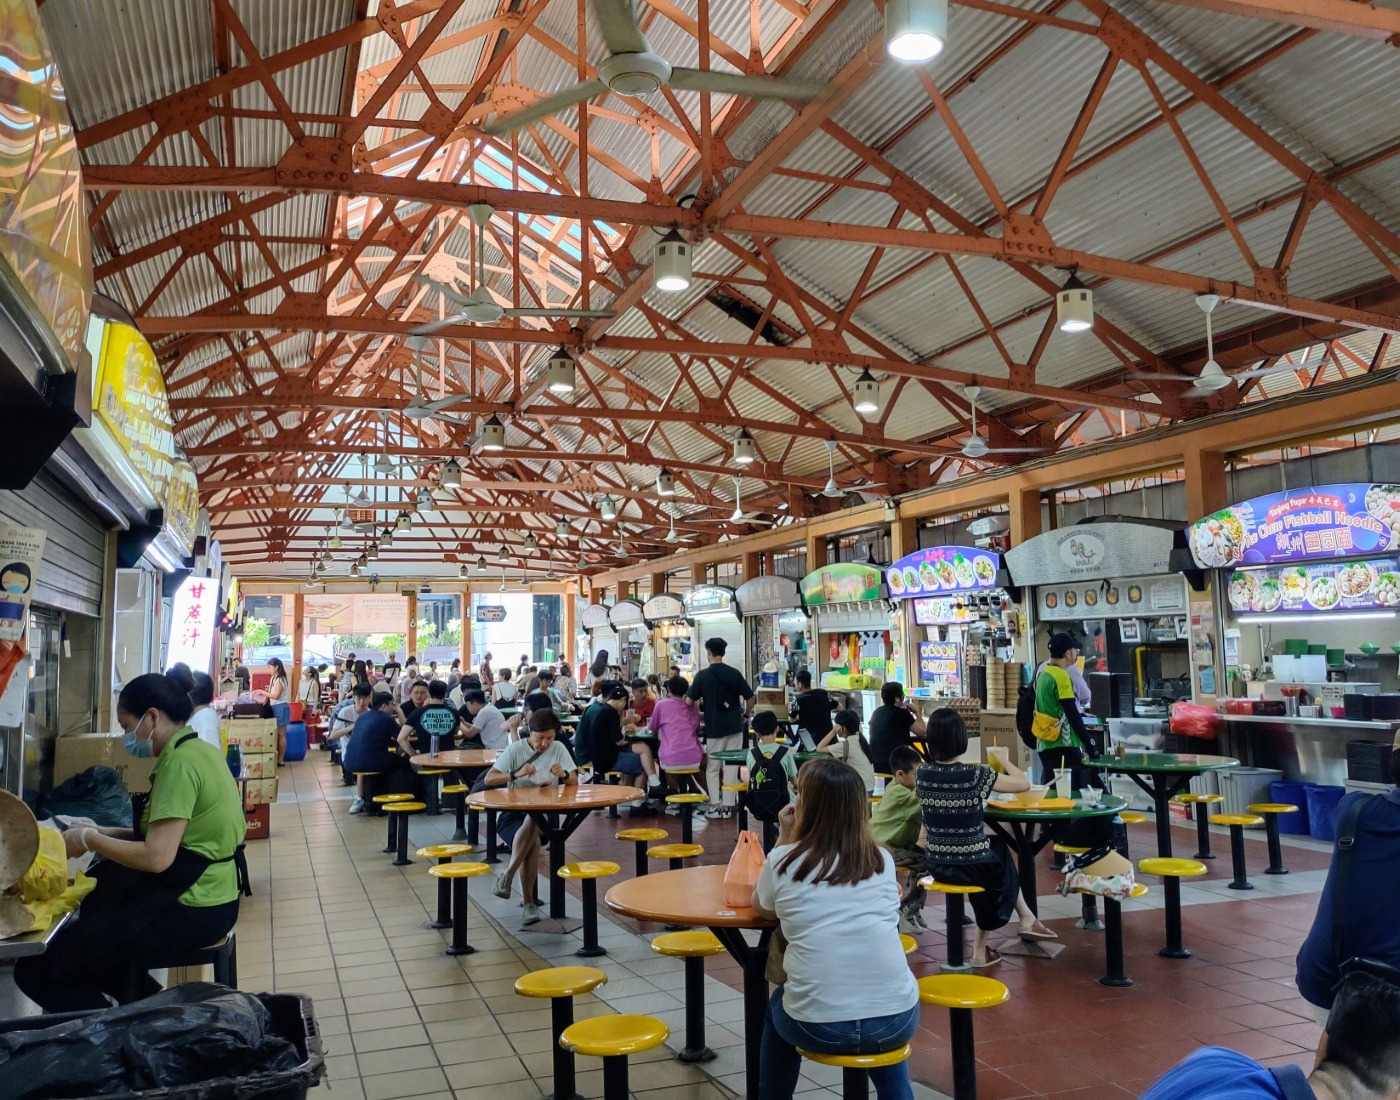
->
[723, 830, 765, 908]
[1169, 702, 1220, 740]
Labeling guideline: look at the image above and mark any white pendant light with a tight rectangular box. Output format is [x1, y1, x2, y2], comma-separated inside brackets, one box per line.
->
[458, 563, 468, 579]
[852, 368, 881, 417]
[476, 555, 487, 571]
[524, 532, 538, 551]
[479, 415, 506, 452]
[441, 459, 461, 488]
[395, 511, 410, 532]
[654, 230, 692, 293]
[416, 488, 432, 511]
[655, 468, 676, 496]
[886, 0, 947, 62]
[496, 544, 510, 564]
[599, 495, 618, 521]
[556, 518, 569, 538]
[380, 527, 393, 548]
[545, 348, 576, 395]
[1056, 274, 1094, 333]
[733, 428, 757, 466]
[350, 562, 361, 577]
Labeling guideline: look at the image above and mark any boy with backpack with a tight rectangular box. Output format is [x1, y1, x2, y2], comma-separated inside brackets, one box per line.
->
[744, 711, 797, 825]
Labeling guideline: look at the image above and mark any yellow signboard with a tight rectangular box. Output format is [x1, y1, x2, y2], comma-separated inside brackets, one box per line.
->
[94, 321, 179, 505]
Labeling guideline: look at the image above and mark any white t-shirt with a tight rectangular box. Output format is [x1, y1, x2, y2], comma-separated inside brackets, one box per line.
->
[466, 704, 508, 750]
[189, 708, 222, 752]
[492, 681, 519, 705]
[825, 735, 877, 794]
[492, 738, 577, 788]
[756, 846, 917, 1023]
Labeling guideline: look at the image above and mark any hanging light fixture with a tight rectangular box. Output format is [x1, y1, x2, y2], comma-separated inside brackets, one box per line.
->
[655, 468, 676, 497]
[416, 488, 432, 511]
[733, 428, 757, 466]
[545, 347, 576, 395]
[524, 532, 538, 552]
[599, 495, 618, 521]
[653, 230, 691, 293]
[458, 563, 469, 579]
[476, 555, 487, 571]
[479, 415, 506, 452]
[380, 527, 393, 548]
[441, 459, 461, 488]
[395, 511, 411, 532]
[350, 561, 361, 577]
[496, 544, 510, 563]
[556, 518, 569, 538]
[852, 369, 881, 417]
[885, 0, 947, 62]
[1056, 274, 1094, 333]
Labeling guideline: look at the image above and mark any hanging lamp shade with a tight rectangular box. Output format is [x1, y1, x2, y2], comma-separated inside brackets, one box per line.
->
[852, 369, 881, 417]
[655, 468, 676, 496]
[496, 544, 510, 563]
[395, 511, 410, 532]
[525, 532, 538, 551]
[886, 0, 947, 62]
[546, 348, 575, 394]
[458, 563, 468, 579]
[350, 562, 361, 577]
[599, 495, 618, 521]
[441, 459, 462, 488]
[380, 528, 393, 548]
[1056, 274, 1094, 333]
[733, 428, 757, 466]
[654, 230, 691, 292]
[416, 488, 432, 511]
[479, 415, 506, 452]
[476, 555, 487, 571]
[556, 518, 569, 538]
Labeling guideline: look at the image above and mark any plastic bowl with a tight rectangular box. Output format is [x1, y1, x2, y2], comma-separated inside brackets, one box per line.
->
[1021, 786, 1049, 806]
[1081, 788, 1104, 805]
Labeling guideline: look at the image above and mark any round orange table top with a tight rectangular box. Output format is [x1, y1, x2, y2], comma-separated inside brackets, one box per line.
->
[466, 783, 643, 812]
[606, 864, 777, 929]
[410, 749, 498, 768]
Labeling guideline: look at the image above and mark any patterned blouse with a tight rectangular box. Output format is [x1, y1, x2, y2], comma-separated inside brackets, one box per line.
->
[917, 762, 997, 865]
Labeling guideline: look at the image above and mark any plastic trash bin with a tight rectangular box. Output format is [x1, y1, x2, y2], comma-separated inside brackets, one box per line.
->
[1217, 766, 1283, 824]
[1304, 784, 1347, 842]
[1269, 781, 1311, 835]
[283, 722, 308, 762]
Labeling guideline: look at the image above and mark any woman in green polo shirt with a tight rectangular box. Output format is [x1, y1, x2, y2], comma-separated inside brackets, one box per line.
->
[16, 667, 248, 1011]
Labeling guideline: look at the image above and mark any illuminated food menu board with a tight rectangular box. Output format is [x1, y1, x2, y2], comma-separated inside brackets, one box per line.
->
[1226, 556, 1400, 614]
[1189, 484, 1400, 568]
[912, 597, 972, 626]
[886, 547, 999, 598]
[918, 641, 961, 690]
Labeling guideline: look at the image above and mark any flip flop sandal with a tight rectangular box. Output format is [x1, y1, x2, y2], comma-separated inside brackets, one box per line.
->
[971, 948, 1002, 968]
[1019, 925, 1059, 941]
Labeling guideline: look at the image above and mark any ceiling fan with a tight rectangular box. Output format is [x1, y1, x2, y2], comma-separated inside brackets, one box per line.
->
[664, 507, 697, 544]
[808, 439, 885, 498]
[1130, 294, 1311, 395]
[483, 0, 825, 136]
[409, 203, 615, 334]
[960, 386, 1044, 459]
[729, 476, 764, 524]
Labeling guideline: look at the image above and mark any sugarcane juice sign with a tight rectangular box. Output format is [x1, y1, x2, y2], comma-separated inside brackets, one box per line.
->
[918, 642, 960, 689]
[886, 547, 998, 598]
[1189, 484, 1400, 569]
[800, 563, 882, 607]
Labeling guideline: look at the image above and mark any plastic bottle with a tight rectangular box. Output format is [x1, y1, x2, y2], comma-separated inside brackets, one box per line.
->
[430, 733, 440, 759]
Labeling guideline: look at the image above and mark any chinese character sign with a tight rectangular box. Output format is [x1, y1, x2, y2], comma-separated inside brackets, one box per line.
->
[168, 574, 217, 674]
[1188, 484, 1400, 568]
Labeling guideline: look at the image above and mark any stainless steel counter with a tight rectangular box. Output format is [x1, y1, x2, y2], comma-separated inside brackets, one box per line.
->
[1219, 714, 1398, 785]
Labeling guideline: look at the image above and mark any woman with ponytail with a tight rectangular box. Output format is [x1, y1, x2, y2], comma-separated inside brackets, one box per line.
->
[15, 666, 248, 1011]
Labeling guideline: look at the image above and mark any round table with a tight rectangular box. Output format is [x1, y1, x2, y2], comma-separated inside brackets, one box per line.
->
[983, 794, 1127, 917]
[606, 865, 775, 1100]
[1084, 753, 1239, 858]
[467, 783, 642, 924]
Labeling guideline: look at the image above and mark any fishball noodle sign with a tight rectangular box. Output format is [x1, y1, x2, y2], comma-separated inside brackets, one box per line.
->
[168, 575, 217, 674]
[887, 546, 998, 598]
[1189, 484, 1400, 569]
[800, 563, 882, 607]
[918, 642, 960, 689]
[1227, 556, 1400, 614]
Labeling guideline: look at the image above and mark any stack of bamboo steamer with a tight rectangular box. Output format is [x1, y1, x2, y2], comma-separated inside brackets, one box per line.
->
[985, 658, 1023, 710]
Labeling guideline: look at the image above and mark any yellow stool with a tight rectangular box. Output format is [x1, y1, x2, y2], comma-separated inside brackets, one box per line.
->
[416, 843, 476, 929]
[798, 1045, 912, 1100]
[722, 781, 749, 829]
[415, 767, 449, 815]
[652, 930, 725, 1063]
[426, 862, 489, 955]
[516, 966, 609, 1100]
[616, 827, 668, 877]
[1052, 843, 1089, 855]
[665, 792, 708, 844]
[557, 861, 619, 958]
[919, 974, 1009, 1100]
[1210, 813, 1265, 890]
[899, 933, 918, 955]
[1176, 792, 1225, 859]
[1247, 802, 1299, 874]
[1139, 857, 1207, 959]
[443, 782, 470, 841]
[923, 879, 984, 971]
[1053, 843, 1104, 929]
[559, 1014, 669, 1100]
[384, 802, 426, 866]
[603, 770, 626, 818]
[647, 842, 704, 871]
[666, 764, 706, 798]
[351, 771, 386, 809]
[1118, 811, 1147, 825]
[371, 791, 412, 851]
[1074, 882, 1149, 987]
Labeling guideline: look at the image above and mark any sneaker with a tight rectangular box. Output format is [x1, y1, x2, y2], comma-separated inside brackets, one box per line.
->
[898, 913, 922, 936]
[704, 807, 725, 819]
[493, 876, 512, 900]
[665, 804, 682, 816]
[647, 773, 661, 789]
[348, 798, 365, 815]
[719, 806, 733, 819]
[522, 903, 543, 926]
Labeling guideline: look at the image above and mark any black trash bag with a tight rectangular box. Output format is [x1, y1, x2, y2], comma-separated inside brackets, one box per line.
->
[0, 983, 302, 1099]
[41, 766, 133, 828]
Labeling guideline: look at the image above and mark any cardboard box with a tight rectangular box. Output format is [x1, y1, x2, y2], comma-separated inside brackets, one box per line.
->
[240, 751, 276, 779]
[244, 803, 270, 840]
[244, 777, 279, 805]
[225, 718, 276, 754]
[54, 733, 158, 793]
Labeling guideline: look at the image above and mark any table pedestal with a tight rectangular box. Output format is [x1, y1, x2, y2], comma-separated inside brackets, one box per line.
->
[711, 925, 773, 1100]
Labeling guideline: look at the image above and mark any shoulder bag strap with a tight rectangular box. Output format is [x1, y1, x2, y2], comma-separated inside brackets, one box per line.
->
[1268, 1065, 1317, 1100]
[1332, 793, 1372, 967]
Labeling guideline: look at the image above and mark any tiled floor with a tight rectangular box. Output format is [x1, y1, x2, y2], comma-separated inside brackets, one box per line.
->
[235, 755, 1333, 1099]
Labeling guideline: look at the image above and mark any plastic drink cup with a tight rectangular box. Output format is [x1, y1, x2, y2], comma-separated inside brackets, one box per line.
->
[1054, 768, 1072, 799]
[987, 746, 1006, 773]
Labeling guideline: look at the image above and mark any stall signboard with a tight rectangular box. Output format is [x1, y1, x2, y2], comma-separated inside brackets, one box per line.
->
[167, 575, 217, 674]
[1226, 556, 1400, 615]
[642, 593, 686, 623]
[1037, 573, 1187, 621]
[1188, 484, 1400, 569]
[800, 563, 883, 607]
[735, 574, 803, 616]
[166, 460, 200, 557]
[304, 593, 408, 634]
[580, 604, 611, 630]
[1005, 522, 1175, 586]
[886, 547, 999, 598]
[609, 599, 646, 629]
[684, 585, 738, 618]
[475, 605, 507, 623]
[918, 641, 961, 689]
[912, 597, 972, 626]
[94, 322, 178, 505]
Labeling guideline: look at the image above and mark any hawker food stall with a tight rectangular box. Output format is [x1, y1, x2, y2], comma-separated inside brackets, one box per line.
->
[608, 599, 647, 679]
[1188, 483, 1400, 784]
[734, 574, 808, 718]
[683, 585, 746, 679]
[642, 592, 690, 676]
[799, 562, 897, 723]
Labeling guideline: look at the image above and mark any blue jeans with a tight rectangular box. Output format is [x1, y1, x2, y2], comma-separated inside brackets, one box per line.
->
[760, 986, 919, 1100]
